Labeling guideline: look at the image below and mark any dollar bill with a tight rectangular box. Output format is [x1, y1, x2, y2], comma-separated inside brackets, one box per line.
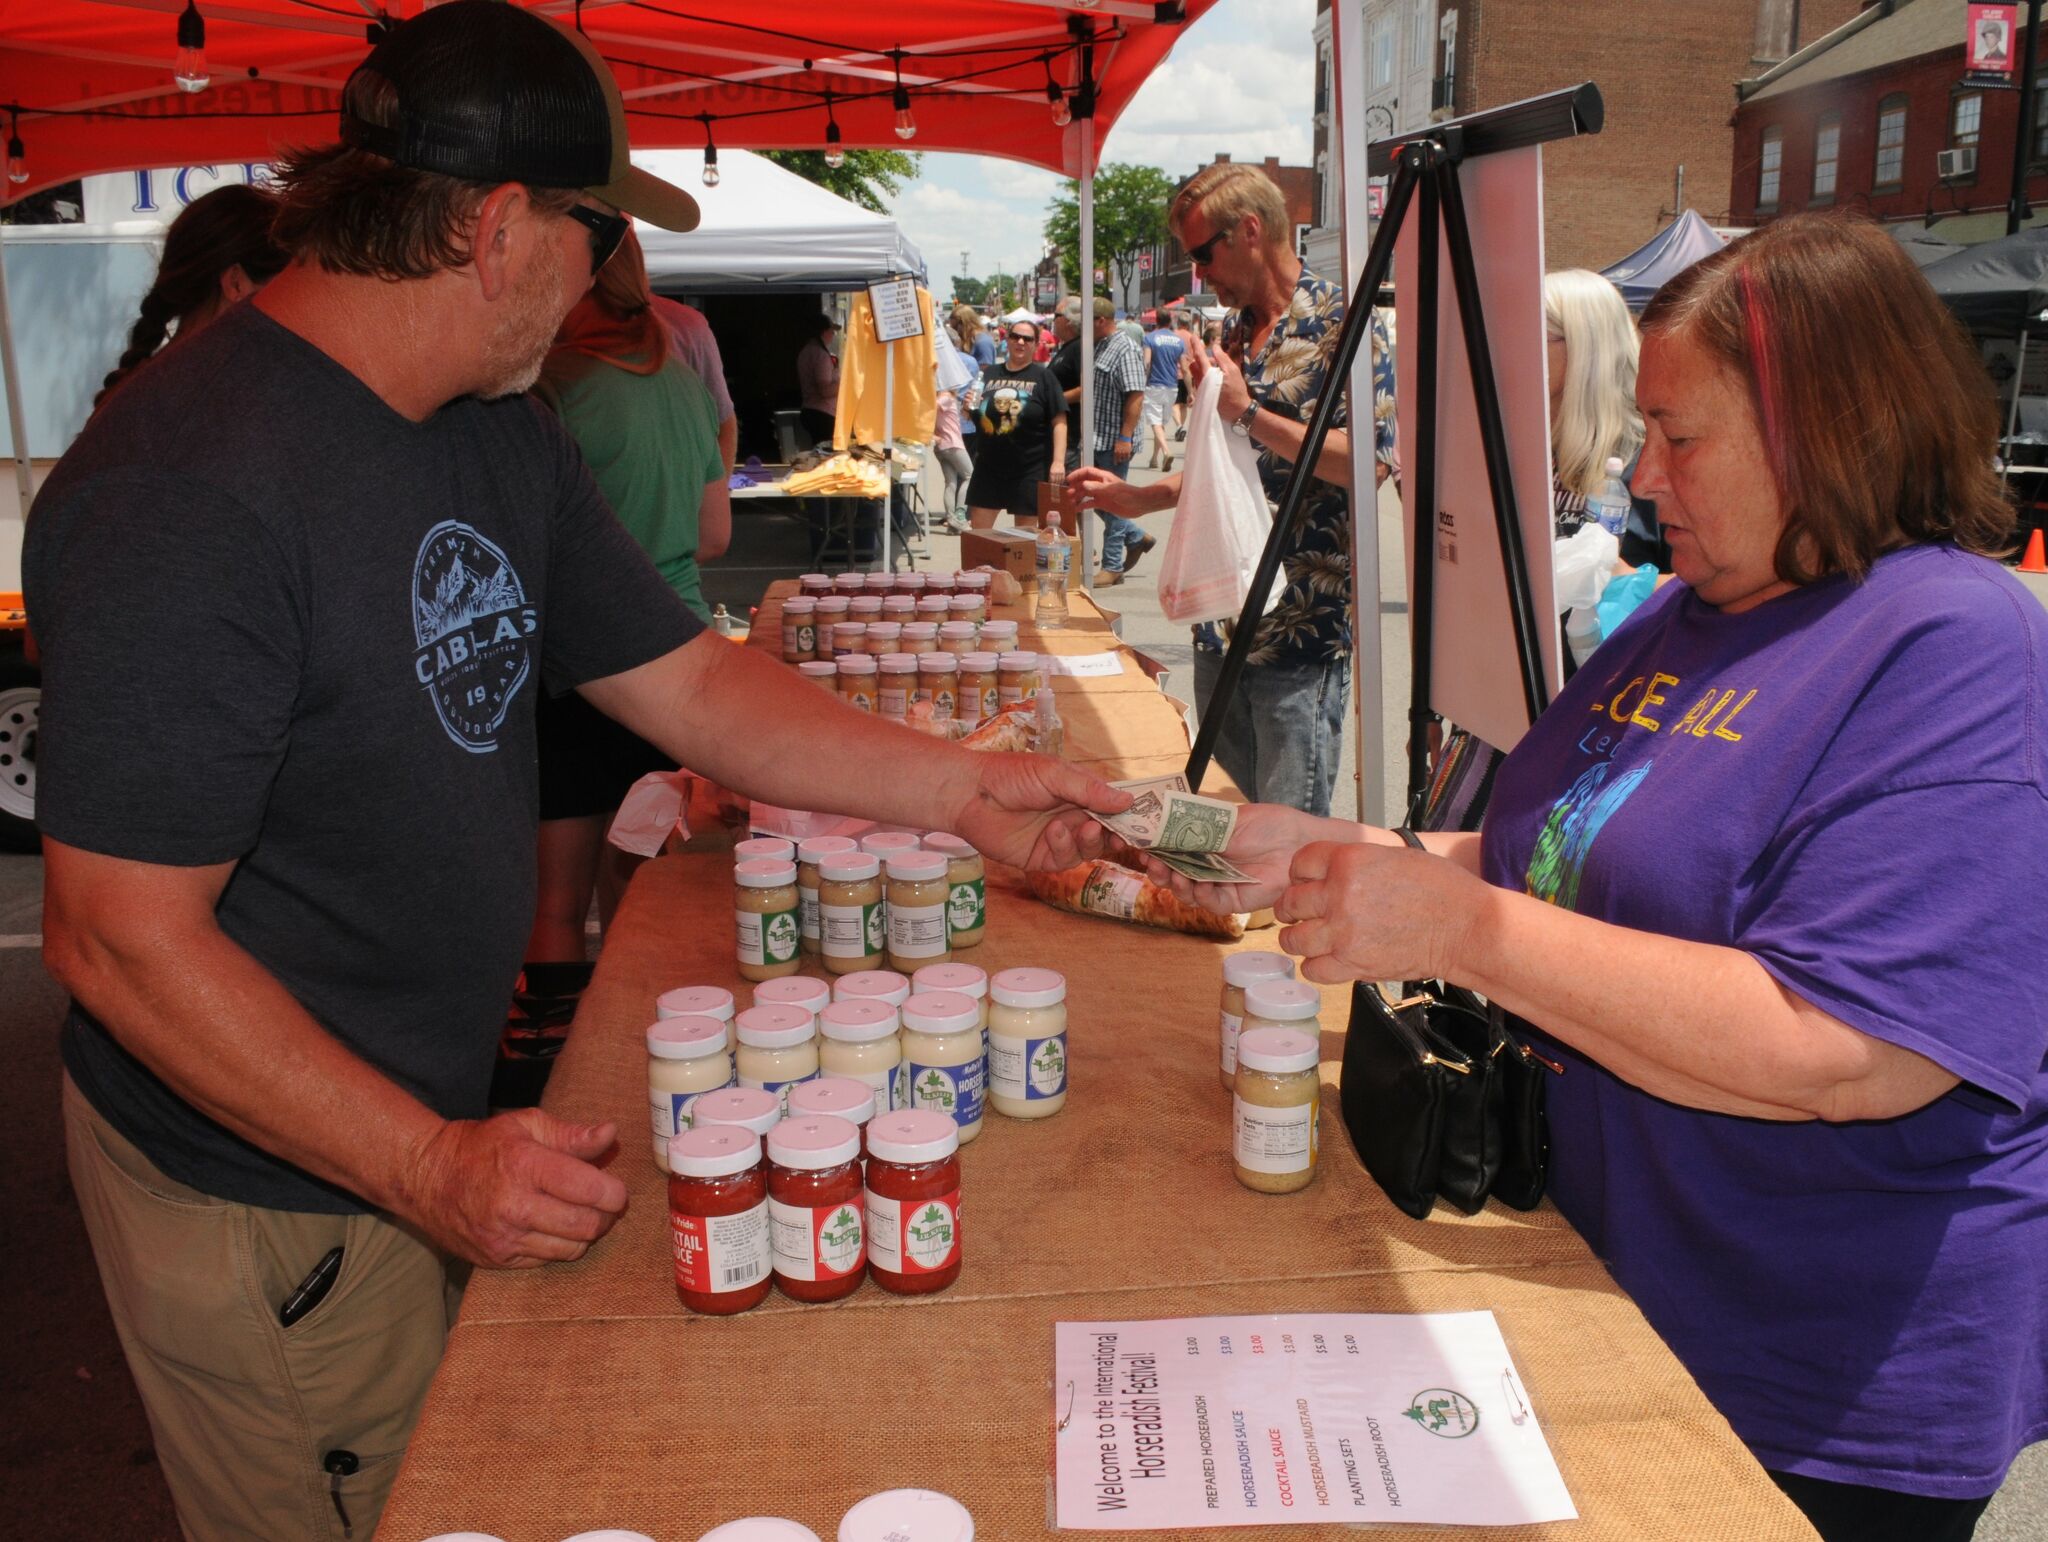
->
[1089, 774, 1249, 880]
[1149, 846, 1255, 884]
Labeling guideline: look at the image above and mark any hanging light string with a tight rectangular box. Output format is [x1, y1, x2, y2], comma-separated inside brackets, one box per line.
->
[173, 1, 209, 93]
[698, 111, 718, 187]
[6, 107, 27, 186]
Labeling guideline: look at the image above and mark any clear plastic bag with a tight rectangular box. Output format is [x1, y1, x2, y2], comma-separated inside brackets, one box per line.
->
[1156, 368, 1277, 624]
[1551, 521, 1621, 613]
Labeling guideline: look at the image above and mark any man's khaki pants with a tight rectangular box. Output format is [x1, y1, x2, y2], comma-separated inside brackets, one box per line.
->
[63, 1076, 461, 1541]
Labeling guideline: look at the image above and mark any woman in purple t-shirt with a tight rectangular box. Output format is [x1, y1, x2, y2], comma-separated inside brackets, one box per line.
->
[1137, 216, 2048, 1542]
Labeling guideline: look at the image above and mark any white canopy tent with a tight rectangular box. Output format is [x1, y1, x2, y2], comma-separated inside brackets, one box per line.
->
[628, 149, 926, 294]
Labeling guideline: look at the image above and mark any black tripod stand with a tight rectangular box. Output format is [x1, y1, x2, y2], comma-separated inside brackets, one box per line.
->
[1184, 84, 1604, 817]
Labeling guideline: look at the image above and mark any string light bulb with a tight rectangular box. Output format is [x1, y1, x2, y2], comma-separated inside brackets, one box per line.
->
[1046, 58, 1071, 127]
[891, 53, 917, 141]
[5, 120, 25, 187]
[174, 1, 209, 94]
[823, 92, 846, 169]
[700, 117, 719, 188]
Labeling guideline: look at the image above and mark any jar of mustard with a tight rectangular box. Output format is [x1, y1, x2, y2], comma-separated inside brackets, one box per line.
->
[796, 835, 857, 956]
[877, 654, 918, 720]
[937, 621, 979, 658]
[884, 850, 951, 972]
[955, 653, 999, 727]
[781, 597, 818, 663]
[831, 621, 867, 659]
[1232, 1027, 1320, 1194]
[818, 851, 886, 975]
[734, 859, 801, 982]
[915, 654, 960, 721]
[1219, 953, 1299, 1088]
[919, 834, 985, 949]
[997, 651, 1041, 709]
[836, 654, 879, 714]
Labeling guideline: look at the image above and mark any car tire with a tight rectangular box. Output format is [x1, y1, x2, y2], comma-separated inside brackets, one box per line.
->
[0, 650, 40, 854]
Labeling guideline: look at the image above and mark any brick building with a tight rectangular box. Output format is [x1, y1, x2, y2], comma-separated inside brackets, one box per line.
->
[1731, 1, 2048, 245]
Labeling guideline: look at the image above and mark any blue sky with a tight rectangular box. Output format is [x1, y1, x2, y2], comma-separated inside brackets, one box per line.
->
[887, 0, 1316, 284]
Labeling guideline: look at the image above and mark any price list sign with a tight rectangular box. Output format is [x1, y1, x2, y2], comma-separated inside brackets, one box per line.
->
[1052, 1312, 1574, 1530]
[868, 276, 925, 344]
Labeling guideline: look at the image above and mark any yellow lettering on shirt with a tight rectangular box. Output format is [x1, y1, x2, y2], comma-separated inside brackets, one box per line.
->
[1711, 688, 1757, 742]
[1629, 673, 1679, 733]
[1608, 677, 1648, 725]
[1668, 689, 1719, 739]
[1690, 689, 1737, 738]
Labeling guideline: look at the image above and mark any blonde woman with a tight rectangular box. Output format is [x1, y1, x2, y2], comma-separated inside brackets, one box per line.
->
[1543, 269, 1665, 565]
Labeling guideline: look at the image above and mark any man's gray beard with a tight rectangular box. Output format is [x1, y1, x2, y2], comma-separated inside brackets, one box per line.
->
[478, 253, 569, 400]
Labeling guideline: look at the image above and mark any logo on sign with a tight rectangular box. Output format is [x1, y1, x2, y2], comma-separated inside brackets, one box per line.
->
[1404, 1388, 1480, 1438]
[411, 520, 537, 753]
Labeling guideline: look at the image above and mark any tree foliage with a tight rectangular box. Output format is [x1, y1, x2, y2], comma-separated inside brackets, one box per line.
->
[760, 149, 922, 215]
[1042, 162, 1177, 297]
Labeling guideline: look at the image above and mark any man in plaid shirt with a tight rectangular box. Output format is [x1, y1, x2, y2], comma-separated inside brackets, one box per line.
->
[1087, 297, 1152, 583]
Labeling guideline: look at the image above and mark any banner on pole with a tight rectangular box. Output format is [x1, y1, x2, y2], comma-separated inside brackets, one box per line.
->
[1968, 5, 2019, 85]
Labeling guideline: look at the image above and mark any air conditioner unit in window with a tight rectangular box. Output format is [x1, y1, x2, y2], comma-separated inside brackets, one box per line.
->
[1938, 146, 1977, 180]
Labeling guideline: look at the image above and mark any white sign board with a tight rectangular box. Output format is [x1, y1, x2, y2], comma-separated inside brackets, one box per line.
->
[1052, 1311, 1574, 1529]
[1392, 146, 1561, 754]
[867, 276, 924, 343]
[82, 164, 272, 227]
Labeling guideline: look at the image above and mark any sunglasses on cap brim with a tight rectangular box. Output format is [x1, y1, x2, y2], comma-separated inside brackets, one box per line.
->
[564, 204, 629, 271]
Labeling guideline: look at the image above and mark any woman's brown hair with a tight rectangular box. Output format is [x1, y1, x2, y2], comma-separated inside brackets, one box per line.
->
[1641, 213, 2014, 583]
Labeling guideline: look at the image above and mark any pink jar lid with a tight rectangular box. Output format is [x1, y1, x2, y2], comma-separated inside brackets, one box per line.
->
[866, 1109, 960, 1165]
[667, 1125, 760, 1179]
[646, 1017, 730, 1060]
[834, 969, 911, 1007]
[658, 985, 734, 1022]
[901, 990, 981, 1036]
[692, 1086, 782, 1136]
[912, 963, 987, 1000]
[797, 836, 858, 864]
[885, 850, 948, 883]
[990, 967, 1065, 1009]
[752, 976, 830, 1018]
[735, 836, 795, 862]
[819, 998, 901, 1041]
[736, 1004, 816, 1048]
[861, 832, 923, 856]
[766, 1114, 861, 1170]
[787, 1077, 877, 1127]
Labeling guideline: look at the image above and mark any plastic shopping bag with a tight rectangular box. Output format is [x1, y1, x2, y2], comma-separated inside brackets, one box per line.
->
[1551, 522, 1621, 613]
[1156, 368, 1278, 624]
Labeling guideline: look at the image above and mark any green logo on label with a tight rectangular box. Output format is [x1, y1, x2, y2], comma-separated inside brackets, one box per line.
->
[947, 880, 984, 931]
[916, 1067, 957, 1113]
[905, 1199, 956, 1268]
[863, 902, 886, 953]
[1030, 1036, 1066, 1094]
[1403, 1389, 1480, 1438]
[819, 1204, 864, 1272]
[765, 910, 799, 961]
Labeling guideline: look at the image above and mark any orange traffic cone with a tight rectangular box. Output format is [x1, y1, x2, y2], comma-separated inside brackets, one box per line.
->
[2022, 527, 2048, 574]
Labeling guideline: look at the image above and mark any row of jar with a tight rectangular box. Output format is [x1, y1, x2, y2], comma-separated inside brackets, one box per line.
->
[650, 965, 1069, 1160]
[1217, 952, 1328, 1197]
[735, 830, 985, 980]
[797, 650, 1042, 726]
[801, 569, 992, 601]
[781, 599, 1001, 664]
[424, 1487, 974, 1542]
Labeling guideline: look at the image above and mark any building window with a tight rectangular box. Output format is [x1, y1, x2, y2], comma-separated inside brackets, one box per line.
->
[1874, 96, 1907, 188]
[1954, 92, 1983, 146]
[1411, 0, 1432, 70]
[1759, 128, 1783, 212]
[1372, 17, 1395, 89]
[1813, 114, 1840, 201]
[2036, 78, 2048, 159]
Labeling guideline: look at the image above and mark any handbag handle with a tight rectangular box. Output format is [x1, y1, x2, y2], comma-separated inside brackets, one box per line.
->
[1393, 826, 1426, 851]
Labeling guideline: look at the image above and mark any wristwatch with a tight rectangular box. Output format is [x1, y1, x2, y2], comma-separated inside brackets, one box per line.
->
[1230, 400, 1260, 438]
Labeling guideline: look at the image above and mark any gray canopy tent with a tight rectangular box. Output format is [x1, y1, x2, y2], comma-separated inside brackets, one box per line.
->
[1922, 227, 2048, 469]
[1598, 210, 1726, 310]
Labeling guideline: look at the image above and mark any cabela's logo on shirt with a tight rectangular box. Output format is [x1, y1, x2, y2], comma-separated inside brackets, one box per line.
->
[411, 520, 538, 753]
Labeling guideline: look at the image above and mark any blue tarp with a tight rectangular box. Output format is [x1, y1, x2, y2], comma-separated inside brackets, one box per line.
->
[1598, 210, 1727, 310]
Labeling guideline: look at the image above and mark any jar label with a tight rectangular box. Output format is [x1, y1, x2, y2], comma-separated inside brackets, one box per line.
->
[980, 686, 1000, 721]
[672, 1199, 770, 1297]
[783, 621, 816, 658]
[769, 1196, 866, 1281]
[1233, 1090, 1320, 1175]
[893, 1060, 911, 1111]
[800, 883, 821, 942]
[997, 685, 1024, 709]
[879, 685, 910, 719]
[1219, 1010, 1244, 1075]
[909, 1056, 984, 1127]
[889, 901, 948, 960]
[822, 900, 885, 960]
[738, 1069, 819, 1115]
[846, 691, 876, 713]
[865, 1187, 961, 1275]
[827, 1060, 897, 1113]
[989, 1030, 1066, 1100]
[1079, 865, 1144, 921]
[650, 1072, 736, 1140]
[736, 904, 800, 967]
[946, 878, 986, 936]
[931, 686, 957, 718]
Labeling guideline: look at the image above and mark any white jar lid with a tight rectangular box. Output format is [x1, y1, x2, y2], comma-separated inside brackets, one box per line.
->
[916, 654, 959, 673]
[920, 833, 977, 861]
[837, 1491, 973, 1542]
[698, 1522, 821, 1541]
[956, 652, 999, 671]
[819, 851, 882, 883]
[901, 990, 981, 1036]
[784, 596, 817, 613]
[736, 1004, 815, 1048]
[788, 1077, 877, 1126]
[863, 571, 896, 588]
[658, 985, 734, 1022]
[861, 832, 922, 855]
[998, 651, 1039, 669]
[958, 572, 992, 590]
[798, 661, 839, 678]
[834, 621, 868, 636]
[735, 858, 797, 889]
[646, 1017, 730, 1060]
[897, 572, 927, 588]
[417, 1534, 508, 1541]
[879, 653, 920, 674]
[834, 573, 866, 590]
[767, 1113, 861, 1170]
[834, 969, 911, 1006]
[736, 836, 795, 863]
[1236, 1026, 1319, 1074]
[691, 1086, 782, 1137]
[916, 596, 950, 612]
[867, 621, 903, 637]
[1245, 978, 1320, 1021]
[925, 569, 957, 586]
[913, 962, 987, 1000]
[850, 599, 883, 616]
[819, 999, 900, 1041]
[667, 1124, 761, 1179]
[837, 655, 878, 675]
[938, 621, 978, 638]
[751, 976, 830, 1017]
[886, 850, 948, 882]
[865, 1110, 961, 1166]
[799, 574, 831, 585]
[815, 596, 850, 613]
[947, 594, 979, 607]
[902, 622, 938, 639]
[990, 967, 1066, 1009]
[1223, 951, 1298, 989]
[882, 596, 916, 613]
[798, 836, 858, 864]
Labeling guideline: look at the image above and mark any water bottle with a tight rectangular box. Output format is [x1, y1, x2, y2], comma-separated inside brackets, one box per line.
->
[1035, 523, 1071, 627]
[1587, 456, 1632, 538]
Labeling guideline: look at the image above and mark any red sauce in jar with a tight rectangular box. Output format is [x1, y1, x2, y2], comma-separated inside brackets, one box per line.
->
[863, 1109, 962, 1295]
[667, 1127, 771, 1315]
[767, 1115, 867, 1302]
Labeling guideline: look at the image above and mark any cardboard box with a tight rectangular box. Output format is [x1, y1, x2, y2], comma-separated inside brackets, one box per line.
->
[960, 526, 1039, 582]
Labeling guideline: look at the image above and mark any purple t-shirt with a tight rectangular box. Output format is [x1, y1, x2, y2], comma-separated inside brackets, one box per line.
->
[1482, 544, 2048, 1498]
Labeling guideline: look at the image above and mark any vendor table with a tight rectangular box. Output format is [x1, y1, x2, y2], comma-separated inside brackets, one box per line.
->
[375, 582, 1816, 1542]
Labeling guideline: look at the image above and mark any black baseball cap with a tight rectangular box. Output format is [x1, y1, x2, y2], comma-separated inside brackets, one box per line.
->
[338, 0, 699, 232]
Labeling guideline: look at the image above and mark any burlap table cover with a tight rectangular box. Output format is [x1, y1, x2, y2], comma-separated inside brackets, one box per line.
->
[378, 854, 1814, 1541]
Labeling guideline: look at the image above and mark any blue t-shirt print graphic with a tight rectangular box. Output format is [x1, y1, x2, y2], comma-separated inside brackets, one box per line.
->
[411, 519, 539, 752]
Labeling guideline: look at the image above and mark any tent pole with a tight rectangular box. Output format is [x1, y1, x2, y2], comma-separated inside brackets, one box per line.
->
[2005, 328, 2028, 491]
[1078, 114, 1097, 592]
[0, 234, 33, 514]
[883, 330, 895, 572]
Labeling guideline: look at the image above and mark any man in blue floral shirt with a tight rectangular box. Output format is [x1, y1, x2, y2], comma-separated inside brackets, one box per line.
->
[1068, 161, 1397, 816]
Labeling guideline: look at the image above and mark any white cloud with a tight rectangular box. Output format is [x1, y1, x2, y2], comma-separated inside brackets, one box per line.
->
[887, 0, 1316, 283]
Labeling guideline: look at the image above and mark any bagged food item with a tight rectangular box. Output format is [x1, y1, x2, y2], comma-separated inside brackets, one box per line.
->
[1026, 859, 1246, 939]
[958, 704, 1035, 754]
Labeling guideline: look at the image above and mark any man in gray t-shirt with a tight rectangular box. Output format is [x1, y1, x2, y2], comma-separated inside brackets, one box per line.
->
[28, 7, 1125, 1537]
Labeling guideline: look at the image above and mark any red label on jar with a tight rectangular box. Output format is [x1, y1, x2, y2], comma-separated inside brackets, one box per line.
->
[672, 1201, 771, 1295]
[768, 1197, 866, 1281]
[865, 1187, 962, 1274]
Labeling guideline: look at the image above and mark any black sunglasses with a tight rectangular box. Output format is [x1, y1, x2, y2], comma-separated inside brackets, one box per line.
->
[1008, 329, 1037, 342]
[564, 203, 629, 272]
[1183, 223, 1233, 267]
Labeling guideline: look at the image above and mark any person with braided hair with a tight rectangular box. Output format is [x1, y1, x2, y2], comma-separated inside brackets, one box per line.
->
[93, 183, 286, 409]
